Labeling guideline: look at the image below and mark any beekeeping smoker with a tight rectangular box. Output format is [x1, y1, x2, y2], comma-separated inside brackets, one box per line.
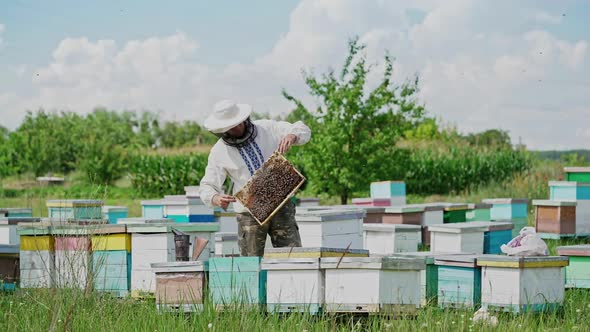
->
[199, 99, 311, 256]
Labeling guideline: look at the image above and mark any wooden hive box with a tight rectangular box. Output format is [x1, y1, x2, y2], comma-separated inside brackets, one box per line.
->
[127, 224, 175, 295]
[359, 207, 387, 224]
[466, 203, 492, 222]
[209, 257, 266, 308]
[556, 245, 590, 288]
[102, 206, 128, 225]
[151, 261, 207, 312]
[46, 200, 103, 221]
[477, 255, 568, 313]
[18, 225, 55, 288]
[6, 208, 33, 218]
[163, 195, 214, 223]
[261, 258, 323, 314]
[533, 200, 577, 239]
[92, 227, 131, 297]
[435, 255, 482, 309]
[214, 232, 239, 257]
[565, 167, 590, 182]
[429, 224, 487, 254]
[141, 200, 165, 219]
[295, 209, 365, 249]
[235, 152, 305, 226]
[370, 181, 406, 206]
[0, 244, 19, 291]
[263, 247, 369, 259]
[352, 198, 391, 207]
[53, 233, 92, 289]
[363, 224, 421, 255]
[321, 256, 424, 314]
[466, 221, 514, 254]
[172, 223, 220, 261]
[381, 206, 424, 226]
[214, 207, 238, 233]
[440, 203, 469, 223]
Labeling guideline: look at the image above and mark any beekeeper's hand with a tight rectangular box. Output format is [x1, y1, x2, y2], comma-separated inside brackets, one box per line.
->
[212, 194, 236, 210]
[278, 134, 298, 154]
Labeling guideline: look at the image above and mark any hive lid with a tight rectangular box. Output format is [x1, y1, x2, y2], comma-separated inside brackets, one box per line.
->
[102, 205, 128, 212]
[434, 254, 481, 267]
[89, 224, 127, 234]
[5, 208, 33, 214]
[556, 245, 590, 257]
[393, 251, 473, 264]
[564, 167, 590, 173]
[0, 217, 41, 225]
[17, 224, 52, 235]
[320, 256, 425, 270]
[532, 200, 577, 207]
[363, 224, 421, 233]
[384, 206, 424, 214]
[295, 209, 366, 222]
[261, 257, 320, 270]
[476, 255, 569, 268]
[467, 203, 492, 209]
[125, 223, 173, 233]
[140, 200, 164, 206]
[466, 221, 514, 231]
[151, 261, 206, 273]
[264, 247, 369, 258]
[482, 198, 529, 204]
[405, 203, 446, 211]
[46, 199, 103, 208]
[428, 223, 488, 234]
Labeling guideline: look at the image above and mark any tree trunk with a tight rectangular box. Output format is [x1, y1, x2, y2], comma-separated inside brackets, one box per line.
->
[340, 194, 348, 205]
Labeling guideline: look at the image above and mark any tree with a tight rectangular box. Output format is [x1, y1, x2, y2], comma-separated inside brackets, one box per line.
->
[466, 129, 512, 149]
[283, 38, 426, 204]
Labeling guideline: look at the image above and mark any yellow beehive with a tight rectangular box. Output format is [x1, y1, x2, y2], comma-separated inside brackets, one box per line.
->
[20, 235, 54, 251]
[92, 233, 131, 252]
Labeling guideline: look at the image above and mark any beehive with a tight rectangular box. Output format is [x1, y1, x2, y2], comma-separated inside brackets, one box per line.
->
[549, 181, 590, 235]
[0, 244, 19, 291]
[321, 256, 424, 314]
[46, 200, 103, 221]
[141, 200, 165, 219]
[172, 223, 220, 261]
[102, 206, 128, 224]
[235, 152, 305, 225]
[466, 203, 492, 222]
[466, 221, 514, 254]
[5, 208, 33, 218]
[162, 195, 214, 223]
[483, 198, 529, 236]
[262, 258, 323, 314]
[429, 224, 487, 254]
[152, 261, 207, 312]
[295, 209, 365, 249]
[533, 200, 577, 239]
[381, 206, 424, 226]
[18, 225, 54, 288]
[435, 255, 482, 309]
[209, 257, 266, 308]
[92, 225, 131, 297]
[442, 203, 469, 223]
[557, 245, 590, 288]
[53, 235, 92, 289]
[370, 181, 406, 206]
[214, 232, 239, 257]
[127, 224, 175, 295]
[564, 167, 590, 182]
[351, 198, 391, 207]
[263, 247, 369, 259]
[363, 224, 421, 255]
[477, 255, 568, 313]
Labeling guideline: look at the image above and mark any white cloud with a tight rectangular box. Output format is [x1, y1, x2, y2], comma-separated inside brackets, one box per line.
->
[2, 1, 589, 150]
[533, 11, 563, 25]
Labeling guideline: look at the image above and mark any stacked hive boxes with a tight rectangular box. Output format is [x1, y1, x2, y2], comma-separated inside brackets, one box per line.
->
[483, 198, 529, 236]
[92, 225, 131, 297]
[370, 181, 406, 206]
[163, 195, 214, 223]
[549, 169, 590, 236]
[18, 225, 54, 288]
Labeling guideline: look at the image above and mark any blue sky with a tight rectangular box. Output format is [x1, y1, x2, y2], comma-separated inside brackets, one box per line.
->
[0, 0, 589, 149]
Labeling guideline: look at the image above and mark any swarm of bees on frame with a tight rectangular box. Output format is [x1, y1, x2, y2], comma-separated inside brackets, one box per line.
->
[236, 152, 305, 224]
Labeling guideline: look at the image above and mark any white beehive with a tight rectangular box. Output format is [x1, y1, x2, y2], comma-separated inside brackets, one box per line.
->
[429, 224, 487, 254]
[363, 224, 421, 255]
[477, 255, 569, 313]
[296, 209, 365, 249]
[18, 231, 55, 288]
[261, 258, 323, 314]
[215, 232, 239, 257]
[321, 256, 424, 313]
[127, 224, 175, 294]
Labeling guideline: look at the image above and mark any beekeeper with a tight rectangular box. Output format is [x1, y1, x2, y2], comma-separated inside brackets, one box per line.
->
[199, 99, 311, 257]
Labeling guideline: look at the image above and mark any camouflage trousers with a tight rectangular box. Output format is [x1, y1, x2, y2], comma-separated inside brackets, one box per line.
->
[237, 200, 302, 257]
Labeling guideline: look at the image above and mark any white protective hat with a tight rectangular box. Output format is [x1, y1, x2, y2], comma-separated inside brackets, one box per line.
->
[204, 99, 252, 134]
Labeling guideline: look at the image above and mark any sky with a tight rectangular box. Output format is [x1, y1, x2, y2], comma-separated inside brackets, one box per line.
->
[0, 0, 589, 150]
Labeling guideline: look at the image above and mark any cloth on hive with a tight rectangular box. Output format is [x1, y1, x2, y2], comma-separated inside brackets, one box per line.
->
[500, 226, 548, 256]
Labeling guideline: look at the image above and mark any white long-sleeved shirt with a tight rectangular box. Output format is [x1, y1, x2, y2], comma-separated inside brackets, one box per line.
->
[199, 119, 311, 213]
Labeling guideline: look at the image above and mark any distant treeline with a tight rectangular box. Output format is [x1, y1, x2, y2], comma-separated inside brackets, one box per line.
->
[535, 150, 590, 162]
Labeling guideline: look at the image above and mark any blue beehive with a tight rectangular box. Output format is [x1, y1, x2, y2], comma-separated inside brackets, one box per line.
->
[435, 255, 482, 309]
[467, 221, 514, 254]
[163, 195, 214, 223]
[482, 199, 529, 236]
[47, 200, 103, 220]
[5, 208, 33, 218]
[102, 206, 128, 224]
[91, 227, 132, 297]
[141, 200, 165, 219]
[370, 181, 406, 205]
[209, 257, 266, 308]
[549, 181, 590, 200]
